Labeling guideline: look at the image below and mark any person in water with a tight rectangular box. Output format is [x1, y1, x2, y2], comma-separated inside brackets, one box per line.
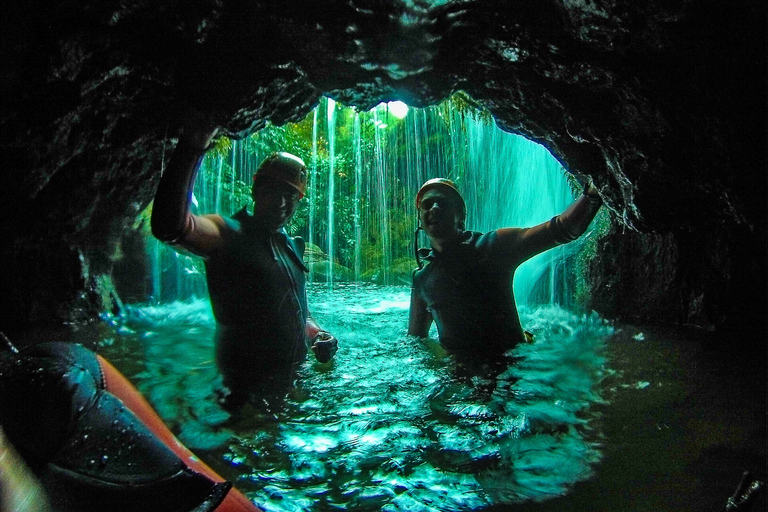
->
[407, 177, 602, 358]
[151, 122, 337, 408]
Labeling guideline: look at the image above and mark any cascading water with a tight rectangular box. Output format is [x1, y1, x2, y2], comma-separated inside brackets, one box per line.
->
[459, 118, 579, 306]
[354, 112, 363, 281]
[309, 108, 319, 282]
[372, 107, 393, 285]
[326, 98, 336, 286]
[145, 94, 584, 305]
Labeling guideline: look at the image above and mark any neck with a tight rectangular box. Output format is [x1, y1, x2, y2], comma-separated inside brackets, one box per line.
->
[429, 229, 464, 253]
[250, 213, 284, 234]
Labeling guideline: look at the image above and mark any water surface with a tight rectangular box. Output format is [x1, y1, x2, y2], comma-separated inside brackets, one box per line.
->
[101, 284, 613, 511]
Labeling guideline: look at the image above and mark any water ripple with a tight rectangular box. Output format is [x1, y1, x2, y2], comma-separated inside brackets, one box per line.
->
[102, 285, 613, 511]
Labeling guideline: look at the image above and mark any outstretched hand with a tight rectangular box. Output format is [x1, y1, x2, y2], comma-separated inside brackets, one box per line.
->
[180, 110, 218, 152]
[311, 332, 338, 363]
[583, 179, 599, 198]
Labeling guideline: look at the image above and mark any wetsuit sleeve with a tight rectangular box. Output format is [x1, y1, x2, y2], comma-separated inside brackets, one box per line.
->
[150, 126, 228, 257]
[408, 287, 433, 337]
[552, 188, 602, 243]
[496, 189, 602, 265]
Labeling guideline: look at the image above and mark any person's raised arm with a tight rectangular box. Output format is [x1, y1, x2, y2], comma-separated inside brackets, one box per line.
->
[497, 182, 603, 263]
[150, 122, 226, 257]
[408, 287, 433, 338]
[552, 182, 602, 243]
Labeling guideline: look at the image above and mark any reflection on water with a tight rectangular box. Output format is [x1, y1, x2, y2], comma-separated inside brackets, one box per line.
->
[100, 284, 613, 511]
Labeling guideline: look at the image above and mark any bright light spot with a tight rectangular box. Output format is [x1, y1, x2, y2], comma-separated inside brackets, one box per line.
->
[349, 299, 410, 313]
[387, 101, 409, 119]
[283, 434, 338, 453]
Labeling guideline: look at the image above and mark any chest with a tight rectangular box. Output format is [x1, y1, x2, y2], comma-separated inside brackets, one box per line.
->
[208, 231, 304, 291]
[417, 248, 508, 306]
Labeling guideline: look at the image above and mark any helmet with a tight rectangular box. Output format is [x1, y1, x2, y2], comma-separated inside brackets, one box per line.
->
[253, 152, 308, 198]
[415, 178, 466, 219]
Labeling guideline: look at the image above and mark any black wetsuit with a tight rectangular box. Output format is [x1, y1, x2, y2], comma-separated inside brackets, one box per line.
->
[204, 208, 310, 392]
[412, 231, 526, 356]
[0, 342, 230, 512]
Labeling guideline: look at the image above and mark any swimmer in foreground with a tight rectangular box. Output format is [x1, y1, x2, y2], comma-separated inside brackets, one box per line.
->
[151, 120, 337, 409]
[407, 177, 602, 358]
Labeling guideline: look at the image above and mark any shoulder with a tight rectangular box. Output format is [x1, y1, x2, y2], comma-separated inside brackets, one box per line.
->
[412, 255, 433, 287]
[198, 213, 239, 235]
[229, 207, 251, 227]
[461, 230, 500, 253]
[282, 233, 306, 259]
[478, 228, 526, 266]
[290, 236, 306, 257]
[281, 233, 310, 272]
[217, 208, 256, 236]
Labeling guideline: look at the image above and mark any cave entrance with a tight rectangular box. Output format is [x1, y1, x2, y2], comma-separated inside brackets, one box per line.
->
[99, 93, 615, 511]
[146, 93, 600, 308]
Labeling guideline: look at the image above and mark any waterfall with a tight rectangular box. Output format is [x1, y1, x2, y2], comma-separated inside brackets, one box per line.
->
[326, 98, 336, 287]
[459, 115, 577, 306]
[142, 95, 583, 308]
[149, 237, 162, 304]
[372, 107, 392, 284]
[309, 107, 319, 282]
[353, 112, 363, 281]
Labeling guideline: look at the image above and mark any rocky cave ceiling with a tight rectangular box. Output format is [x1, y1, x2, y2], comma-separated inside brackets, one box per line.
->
[0, 0, 765, 331]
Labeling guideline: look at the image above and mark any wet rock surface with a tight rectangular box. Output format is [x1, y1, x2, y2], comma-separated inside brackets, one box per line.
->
[0, 1, 764, 335]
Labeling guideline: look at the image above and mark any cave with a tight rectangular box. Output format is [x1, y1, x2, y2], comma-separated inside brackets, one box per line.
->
[0, 0, 765, 510]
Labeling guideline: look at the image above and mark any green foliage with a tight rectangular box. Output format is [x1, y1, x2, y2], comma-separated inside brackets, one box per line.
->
[207, 137, 233, 159]
[135, 203, 153, 234]
[573, 207, 612, 310]
[444, 90, 494, 123]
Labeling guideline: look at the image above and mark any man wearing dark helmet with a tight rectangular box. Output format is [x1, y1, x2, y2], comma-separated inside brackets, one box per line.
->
[408, 177, 602, 358]
[152, 123, 337, 409]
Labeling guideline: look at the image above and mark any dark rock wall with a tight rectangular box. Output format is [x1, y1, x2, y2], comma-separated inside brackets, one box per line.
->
[0, 1, 764, 337]
[589, 225, 764, 332]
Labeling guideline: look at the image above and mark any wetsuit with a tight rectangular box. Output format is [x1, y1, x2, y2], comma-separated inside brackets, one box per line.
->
[412, 230, 525, 354]
[410, 192, 602, 356]
[0, 342, 257, 512]
[204, 208, 311, 393]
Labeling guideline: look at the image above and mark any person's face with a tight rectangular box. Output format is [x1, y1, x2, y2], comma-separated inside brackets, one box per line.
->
[253, 180, 301, 231]
[418, 188, 464, 240]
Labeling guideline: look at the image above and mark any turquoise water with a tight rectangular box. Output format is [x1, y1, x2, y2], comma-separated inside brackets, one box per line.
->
[100, 284, 613, 511]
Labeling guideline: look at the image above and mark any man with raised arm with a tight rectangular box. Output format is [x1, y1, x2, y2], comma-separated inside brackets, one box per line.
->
[408, 178, 602, 358]
[151, 123, 337, 409]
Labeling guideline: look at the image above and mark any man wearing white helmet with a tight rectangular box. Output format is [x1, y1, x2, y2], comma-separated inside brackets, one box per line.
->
[408, 177, 602, 358]
[152, 123, 337, 409]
